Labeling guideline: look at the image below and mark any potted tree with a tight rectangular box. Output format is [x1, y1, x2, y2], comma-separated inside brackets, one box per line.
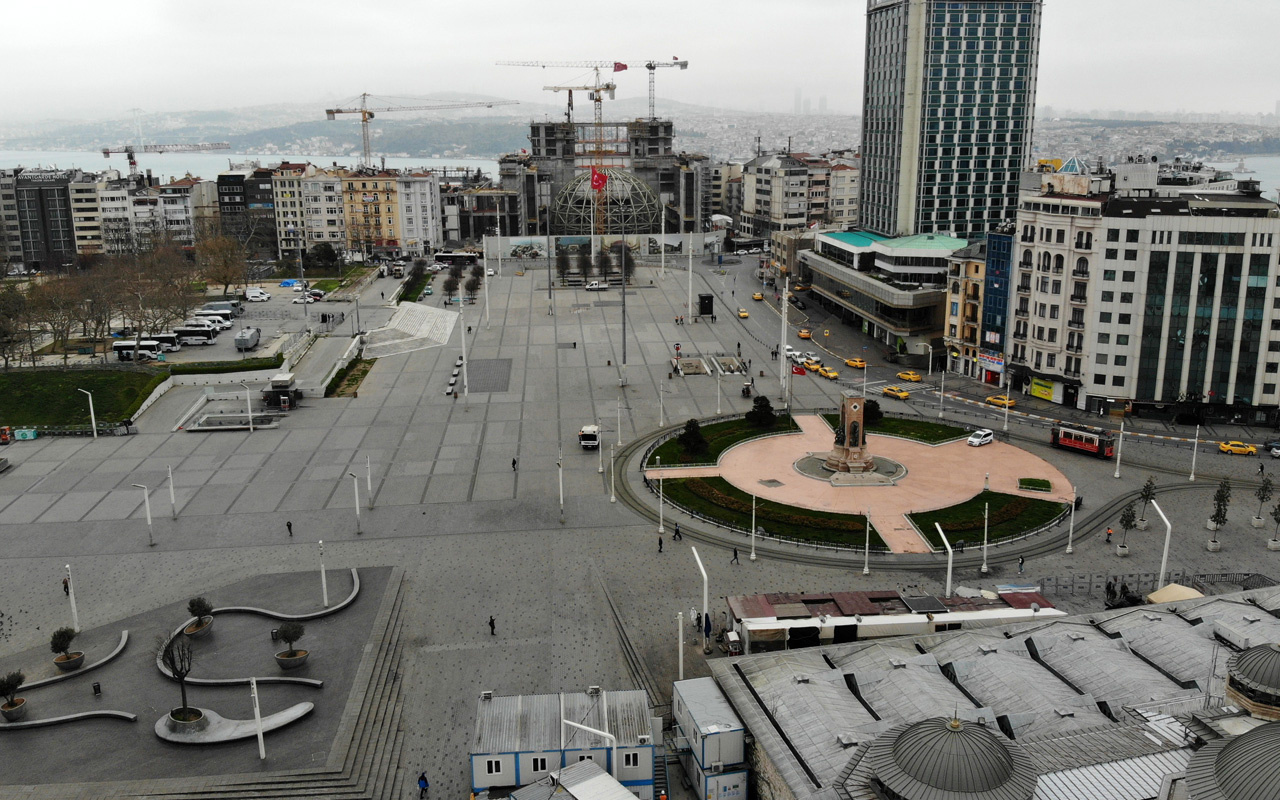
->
[158, 635, 205, 731]
[50, 627, 84, 671]
[1270, 501, 1280, 551]
[1207, 477, 1230, 551]
[1116, 502, 1136, 557]
[0, 671, 27, 722]
[274, 621, 308, 670]
[184, 597, 214, 638]
[1253, 476, 1272, 528]
[1136, 476, 1156, 530]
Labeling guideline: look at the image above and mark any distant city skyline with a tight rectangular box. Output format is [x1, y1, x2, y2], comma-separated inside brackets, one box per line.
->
[5, 0, 1279, 123]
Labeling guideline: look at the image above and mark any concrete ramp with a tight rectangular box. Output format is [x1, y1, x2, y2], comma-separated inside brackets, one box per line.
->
[363, 302, 457, 359]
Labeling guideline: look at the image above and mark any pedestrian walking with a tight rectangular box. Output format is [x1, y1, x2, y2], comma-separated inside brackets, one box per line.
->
[512, 457, 518, 471]
[673, 523, 681, 541]
[287, 520, 293, 537]
[380, 291, 385, 301]
[1017, 556, 1025, 574]
[747, 358, 751, 370]
[731, 547, 739, 564]
[418, 773, 430, 799]
[658, 536, 664, 553]
[696, 611, 702, 631]
[1105, 527, 1113, 543]
[62, 577, 69, 596]
[488, 616, 496, 635]
[1260, 463, 1265, 476]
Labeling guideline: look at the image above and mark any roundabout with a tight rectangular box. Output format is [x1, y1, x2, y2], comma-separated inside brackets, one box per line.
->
[643, 405, 1074, 554]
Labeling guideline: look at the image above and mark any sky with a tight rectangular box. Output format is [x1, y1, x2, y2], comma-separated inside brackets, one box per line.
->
[4, 0, 1279, 122]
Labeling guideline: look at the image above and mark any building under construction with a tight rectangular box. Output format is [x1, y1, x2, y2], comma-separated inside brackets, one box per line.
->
[498, 118, 707, 237]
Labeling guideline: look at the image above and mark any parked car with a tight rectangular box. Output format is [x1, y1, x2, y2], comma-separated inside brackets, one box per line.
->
[308, 289, 325, 299]
[817, 366, 839, 380]
[292, 296, 315, 304]
[968, 429, 995, 447]
[845, 357, 866, 369]
[1219, 441, 1257, 455]
[244, 288, 271, 302]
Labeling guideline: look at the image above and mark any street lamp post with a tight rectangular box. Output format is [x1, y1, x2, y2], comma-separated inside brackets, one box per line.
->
[1002, 370, 1010, 431]
[750, 493, 756, 560]
[1152, 499, 1173, 588]
[659, 381, 665, 428]
[77, 388, 97, 439]
[610, 444, 616, 503]
[691, 546, 710, 654]
[65, 564, 79, 632]
[239, 382, 254, 433]
[617, 398, 623, 447]
[366, 455, 373, 509]
[1113, 419, 1125, 479]
[862, 508, 871, 576]
[921, 343, 934, 376]
[657, 456, 665, 534]
[1190, 424, 1200, 481]
[1066, 485, 1076, 554]
[980, 502, 989, 574]
[597, 419, 604, 474]
[168, 464, 177, 519]
[348, 472, 361, 534]
[132, 483, 154, 547]
[717, 372, 722, 415]
[319, 540, 329, 608]
[558, 446, 564, 524]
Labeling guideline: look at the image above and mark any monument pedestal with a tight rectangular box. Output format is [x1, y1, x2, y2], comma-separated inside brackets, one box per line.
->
[824, 391, 877, 473]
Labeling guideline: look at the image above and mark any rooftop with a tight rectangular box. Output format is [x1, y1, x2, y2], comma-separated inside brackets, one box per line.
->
[472, 689, 651, 755]
[875, 233, 969, 251]
[819, 231, 886, 249]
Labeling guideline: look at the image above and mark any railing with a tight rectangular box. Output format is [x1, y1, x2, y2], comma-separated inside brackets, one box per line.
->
[1015, 309, 1029, 318]
[1016, 284, 1031, 293]
[1012, 330, 1027, 341]
[1064, 369, 1081, 378]
[1066, 343, 1082, 353]
[1069, 295, 1087, 304]
[1071, 268, 1089, 277]
[1067, 320, 1084, 329]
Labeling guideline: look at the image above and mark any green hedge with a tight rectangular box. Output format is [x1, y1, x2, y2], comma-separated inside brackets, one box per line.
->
[647, 415, 797, 466]
[663, 476, 885, 548]
[1018, 477, 1052, 492]
[822, 413, 968, 444]
[0, 368, 168, 426]
[909, 490, 1067, 547]
[168, 353, 284, 375]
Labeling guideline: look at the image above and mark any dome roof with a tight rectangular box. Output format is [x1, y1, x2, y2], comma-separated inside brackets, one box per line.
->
[1186, 721, 1280, 800]
[550, 168, 661, 236]
[1228, 643, 1280, 695]
[865, 718, 1036, 800]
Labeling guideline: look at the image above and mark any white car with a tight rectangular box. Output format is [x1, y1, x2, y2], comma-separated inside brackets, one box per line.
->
[968, 429, 994, 447]
[1271, 446, 1280, 459]
[486, 268, 496, 277]
[244, 290, 271, 302]
[291, 296, 315, 304]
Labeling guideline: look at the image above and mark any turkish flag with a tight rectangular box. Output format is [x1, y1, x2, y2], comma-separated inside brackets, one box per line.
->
[590, 166, 608, 192]
[613, 62, 628, 72]
[792, 365, 806, 375]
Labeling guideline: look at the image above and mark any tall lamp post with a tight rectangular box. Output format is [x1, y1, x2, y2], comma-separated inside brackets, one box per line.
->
[656, 456, 665, 534]
[1113, 418, 1125, 479]
[65, 564, 80, 632]
[348, 472, 361, 534]
[1066, 485, 1076, 554]
[1152, 499, 1173, 588]
[920, 343, 934, 377]
[691, 547, 710, 654]
[77, 388, 97, 439]
[938, 351, 959, 419]
[239, 382, 254, 433]
[132, 483, 154, 547]
[1189, 424, 1200, 481]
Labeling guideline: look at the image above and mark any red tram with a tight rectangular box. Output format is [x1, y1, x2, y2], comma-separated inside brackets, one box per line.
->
[1050, 423, 1116, 459]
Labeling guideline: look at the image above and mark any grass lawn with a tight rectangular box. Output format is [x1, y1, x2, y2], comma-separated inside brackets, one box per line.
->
[398, 269, 434, 305]
[326, 358, 377, 398]
[1018, 477, 1052, 492]
[821, 413, 968, 444]
[909, 490, 1067, 548]
[311, 279, 342, 293]
[0, 368, 168, 426]
[664, 476, 885, 548]
[646, 415, 798, 466]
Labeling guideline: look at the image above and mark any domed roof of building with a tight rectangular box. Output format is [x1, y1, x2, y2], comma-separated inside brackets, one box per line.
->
[865, 718, 1036, 800]
[1185, 721, 1280, 800]
[1228, 642, 1280, 695]
[550, 168, 661, 236]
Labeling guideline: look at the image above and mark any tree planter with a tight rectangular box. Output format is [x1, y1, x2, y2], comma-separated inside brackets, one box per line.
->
[1207, 539, 1222, 552]
[1252, 517, 1266, 528]
[275, 650, 309, 670]
[1, 699, 27, 722]
[1269, 538, 1280, 551]
[1115, 544, 1130, 557]
[164, 707, 208, 733]
[183, 616, 214, 638]
[53, 652, 85, 672]
[1136, 519, 1150, 531]
[1206, 520, 1219, 531]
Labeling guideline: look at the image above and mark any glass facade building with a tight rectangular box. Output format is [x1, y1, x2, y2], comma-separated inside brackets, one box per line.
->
[860, 0, 1043, 239]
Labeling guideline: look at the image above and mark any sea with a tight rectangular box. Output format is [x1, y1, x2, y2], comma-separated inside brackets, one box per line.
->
[0, 150, 500, 182]
[1207, 156, 1280, 201]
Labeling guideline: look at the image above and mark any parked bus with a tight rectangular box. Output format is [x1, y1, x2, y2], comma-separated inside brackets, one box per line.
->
[1050, 423, 1115, 459]
[175, 327, 217, 346]
[433, 251, 480, 268]
[113, 340, 162, 361]
[147, 332, 182, 353]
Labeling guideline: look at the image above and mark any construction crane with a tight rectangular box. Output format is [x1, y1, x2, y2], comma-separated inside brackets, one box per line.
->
[101, 142, 231, 177]
[325, 94, 519, 167]
[496, 59, 688, 119]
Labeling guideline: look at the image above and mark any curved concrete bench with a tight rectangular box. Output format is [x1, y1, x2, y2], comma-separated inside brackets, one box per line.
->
[154, 568, 361, 688]
[153, 703, 313, 743]
[24, 631, 129, 691]
[0, 710, 136, 730]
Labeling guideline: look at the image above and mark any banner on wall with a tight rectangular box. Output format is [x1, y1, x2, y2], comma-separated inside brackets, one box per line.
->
[1030, 377, 1055, 401]
[977, 351, 1005, 373]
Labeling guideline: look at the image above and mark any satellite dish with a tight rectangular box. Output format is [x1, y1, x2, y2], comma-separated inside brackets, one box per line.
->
[1031, 603, 1041, 613]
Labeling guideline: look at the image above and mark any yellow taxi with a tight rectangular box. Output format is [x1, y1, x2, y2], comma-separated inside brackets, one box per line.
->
[817, 366, 839, 380]
[844, 357, 866, 369]
[751, 292, 764, 301]
[798, 328, 812, 339]
[882, 385, 910, 400]
[985, 394, 1016, 409]
[1219, 441, 1258, 455]
[896, 370, 922, 382]
[737, 307, 749, 318]
[803, 358, 823, 371]
[792, 284, 810, 292]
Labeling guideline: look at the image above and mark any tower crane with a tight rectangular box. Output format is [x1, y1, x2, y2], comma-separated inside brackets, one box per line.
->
[101, 142, 231, 177]
[325, 94, 519, 167]
[496, 59, 688, 120]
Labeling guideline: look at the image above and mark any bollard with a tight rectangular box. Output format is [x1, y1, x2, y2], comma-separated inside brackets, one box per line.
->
[92, 682, 101, 696]
[271, 628, 280, 642]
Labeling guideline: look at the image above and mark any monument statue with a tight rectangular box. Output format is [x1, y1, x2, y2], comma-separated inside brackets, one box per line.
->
[823, 391, 876, 474]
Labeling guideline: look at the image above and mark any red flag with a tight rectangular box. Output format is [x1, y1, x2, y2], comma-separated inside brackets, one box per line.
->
[792, 365, 806, 375]
[590, 166, 608, 192]
[613, 62, 628, 72]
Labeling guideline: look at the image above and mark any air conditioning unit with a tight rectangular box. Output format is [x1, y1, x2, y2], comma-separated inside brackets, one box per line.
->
[638, 735, 652, 745]
[480, 690, 493, 701]
[588, 686, 602, 696]
[709, 762, 723, 774]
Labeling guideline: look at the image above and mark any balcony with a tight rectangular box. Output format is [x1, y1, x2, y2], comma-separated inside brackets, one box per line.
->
[1012, 330, 1027, 341]
[1067, 320, 1084, 330]
[965, 294, 980, 305]
[1071, 268, 1089, 278]
[1066, 343, 1082, 353]
[1069, 294, 1087, 304]
[962, 335, 978, 345]
[1052, 266, 1064, 275]
[1064, 369, 1082, 378]
[1015, 308, 1029, 318]
[1016, 283, 1031, 293]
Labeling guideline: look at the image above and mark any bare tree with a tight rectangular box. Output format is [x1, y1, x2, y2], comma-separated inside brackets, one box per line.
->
[156, 633, 197, 719]
[0, 283, 28, 370]
[26, 277, 81, 365]
[196, 234, 249, 296]
[464, 276, 480, 300]
[576, 250, 593, 278]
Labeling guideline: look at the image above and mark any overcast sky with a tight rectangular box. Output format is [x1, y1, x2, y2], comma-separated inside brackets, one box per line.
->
[7, 0, 1279, 122]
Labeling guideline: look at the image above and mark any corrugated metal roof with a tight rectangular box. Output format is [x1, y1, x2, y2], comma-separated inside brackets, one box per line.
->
[474, 690, 651, 755]
[1017, 624, 1194, 708]
[559, 760, 644, 800]
[675, 677, 743, 734]
[604, 690, 652, 746]
[1033, 749, 1192, 800]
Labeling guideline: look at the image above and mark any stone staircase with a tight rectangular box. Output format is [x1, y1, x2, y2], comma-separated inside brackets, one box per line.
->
[364, 303, 457, 359]
[122, 571, 409, 800]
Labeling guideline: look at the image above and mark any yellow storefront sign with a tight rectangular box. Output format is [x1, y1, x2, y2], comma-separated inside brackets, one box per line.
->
[1030, 378, 1054, 401]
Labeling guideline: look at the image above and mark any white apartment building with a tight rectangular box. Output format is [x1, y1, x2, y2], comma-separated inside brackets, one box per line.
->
[98, 178, 134, 254]
[300, 167, 347, 252]
[272, 163, 309, 261]
[829, 162, 860, 229]
[398, 171, 442, 256]
[155, 176, 203, 247]
[68, 171, 110, 256]
[739, 153, 810, 237]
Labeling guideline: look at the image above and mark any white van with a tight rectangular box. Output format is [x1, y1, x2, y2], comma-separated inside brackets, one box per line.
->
[193, 310, 233, 329]
[585, 281, 607, 291]
[244, 288, 271, 302]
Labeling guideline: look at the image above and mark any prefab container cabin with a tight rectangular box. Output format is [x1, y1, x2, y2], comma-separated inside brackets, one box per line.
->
[471, 689, 657, 798]
[672, 678, 748, 800]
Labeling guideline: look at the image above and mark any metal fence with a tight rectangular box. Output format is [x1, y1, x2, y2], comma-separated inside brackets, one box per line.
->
[1038, 570, 1189, 598]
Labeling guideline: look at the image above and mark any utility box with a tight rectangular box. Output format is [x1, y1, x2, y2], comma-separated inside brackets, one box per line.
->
[699, 293, 714, 316]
